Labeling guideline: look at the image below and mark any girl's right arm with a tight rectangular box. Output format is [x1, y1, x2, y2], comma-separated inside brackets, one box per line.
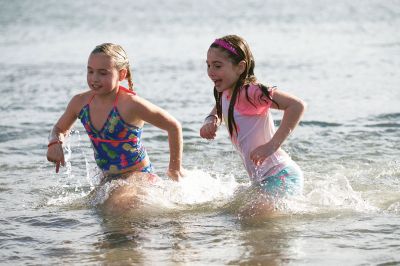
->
[250, 90, 306, 166]
[47, 95, 83, 173]
[199, 105, 220, 140]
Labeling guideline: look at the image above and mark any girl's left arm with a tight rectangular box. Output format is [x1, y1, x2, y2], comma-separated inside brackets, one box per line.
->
[251, 90, 306, 165]
[134, 97, 184, 181]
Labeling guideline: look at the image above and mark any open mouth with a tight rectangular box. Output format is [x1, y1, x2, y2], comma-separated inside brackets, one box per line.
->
[91, 84, 101, 90]
[213, 79, 222, 88]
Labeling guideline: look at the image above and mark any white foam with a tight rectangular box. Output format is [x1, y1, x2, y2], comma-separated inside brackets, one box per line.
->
[303, 173, 377, 213]
[146, 169, 239, 208]
[387, 201, 400, 214]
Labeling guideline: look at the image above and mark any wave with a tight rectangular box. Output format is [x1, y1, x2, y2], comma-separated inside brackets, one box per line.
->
[364, 112, 400, 128]
[374, 112, 400, 120]
[297, 113, 400, 129]
[365, 123, 400, 128]
[276, 120, 343, 127]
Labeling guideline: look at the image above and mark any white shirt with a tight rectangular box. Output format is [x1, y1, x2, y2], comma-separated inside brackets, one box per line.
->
[221, 84, 289, 182]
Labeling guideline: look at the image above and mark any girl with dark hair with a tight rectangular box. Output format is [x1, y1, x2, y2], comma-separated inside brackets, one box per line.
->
[200, 35, 306, 218]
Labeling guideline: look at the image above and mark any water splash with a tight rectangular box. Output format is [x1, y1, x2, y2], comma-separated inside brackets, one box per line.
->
[46, 162, 380, 217]
[304, 173, 377, 213]
[88, 169, 240, 212]
[45, 129, 396, 217]
[46, 130, 95, 207]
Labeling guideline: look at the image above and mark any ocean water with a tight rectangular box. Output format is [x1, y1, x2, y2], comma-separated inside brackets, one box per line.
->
[1, 0, 400, 265]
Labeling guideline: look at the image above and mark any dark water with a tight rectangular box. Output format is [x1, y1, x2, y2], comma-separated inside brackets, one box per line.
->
[1, 0, 400, 264]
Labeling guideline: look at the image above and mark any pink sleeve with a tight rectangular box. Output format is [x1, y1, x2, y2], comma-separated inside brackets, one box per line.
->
[235, 84, 275, 116]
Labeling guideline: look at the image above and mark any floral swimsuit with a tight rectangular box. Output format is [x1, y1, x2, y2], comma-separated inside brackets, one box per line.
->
[78, 86, 152, 174]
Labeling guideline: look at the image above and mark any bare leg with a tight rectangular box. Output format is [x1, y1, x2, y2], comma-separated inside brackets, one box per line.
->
[238, 192, 280, 223]
[101, 172, 159, 215]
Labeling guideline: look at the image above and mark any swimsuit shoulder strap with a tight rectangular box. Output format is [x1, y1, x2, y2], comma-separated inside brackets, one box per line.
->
[87, 93, 96, 105]
[114, 86, 136, 107]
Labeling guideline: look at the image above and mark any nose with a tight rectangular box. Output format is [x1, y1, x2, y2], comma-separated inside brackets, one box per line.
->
[207, 68, 215, 79]
[92, 72, 100, 82]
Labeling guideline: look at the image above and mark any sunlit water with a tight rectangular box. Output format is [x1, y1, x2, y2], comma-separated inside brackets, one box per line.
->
[1, 0, 399, 265]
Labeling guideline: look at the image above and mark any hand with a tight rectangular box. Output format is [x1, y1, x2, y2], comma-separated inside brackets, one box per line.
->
[166, 168, 186, 181]
[46, 143, 65, 173]
[200, 118, 219, 140]
[250, 141, 279, 166]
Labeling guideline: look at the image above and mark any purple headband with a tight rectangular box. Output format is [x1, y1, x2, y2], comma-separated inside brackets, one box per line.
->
[212, 39, 238, 55]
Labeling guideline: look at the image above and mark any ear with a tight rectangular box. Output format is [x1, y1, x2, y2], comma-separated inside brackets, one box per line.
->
[119, 68, 127, 81]
[237, 60, 246, 75]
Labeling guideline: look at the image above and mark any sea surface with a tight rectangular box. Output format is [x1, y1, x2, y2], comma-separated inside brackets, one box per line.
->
[1, 0, 399, 265]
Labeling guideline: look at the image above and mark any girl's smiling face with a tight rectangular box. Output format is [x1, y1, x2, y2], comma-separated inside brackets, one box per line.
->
[206, 47, 243, 93]
[87, 52, 122, 95]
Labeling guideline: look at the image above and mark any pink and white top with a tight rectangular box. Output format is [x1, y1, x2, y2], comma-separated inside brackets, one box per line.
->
[221, 84, 289, 182]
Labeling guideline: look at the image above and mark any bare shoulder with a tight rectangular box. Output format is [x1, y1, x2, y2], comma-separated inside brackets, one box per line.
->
[67, 90, 92, 115]
[116, 91, 155, 126]
[118, 90, 173, 127]
[54, 90, 92, 130]
[119, 91, 157, 112]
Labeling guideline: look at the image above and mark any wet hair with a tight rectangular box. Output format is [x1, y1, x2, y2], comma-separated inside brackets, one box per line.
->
[91, 43, 134, 91]
[210, 35, 278, 136]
